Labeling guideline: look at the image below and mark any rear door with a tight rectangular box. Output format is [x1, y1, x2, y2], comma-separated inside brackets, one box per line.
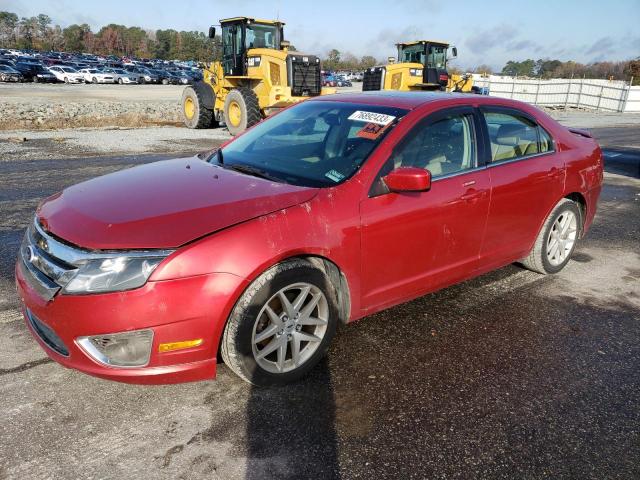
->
[360, 107, 491, 311]
[478, 107, 564, 269]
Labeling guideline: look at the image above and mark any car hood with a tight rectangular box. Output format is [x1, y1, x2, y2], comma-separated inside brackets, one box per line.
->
[37, 157, 318, 250]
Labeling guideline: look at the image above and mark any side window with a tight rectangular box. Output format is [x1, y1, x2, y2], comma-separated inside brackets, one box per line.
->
[388, 113, 476, 178]
[484, 112, 540, 163]
[539, 126, 553, 153]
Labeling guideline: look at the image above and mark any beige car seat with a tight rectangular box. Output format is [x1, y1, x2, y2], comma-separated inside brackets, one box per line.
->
[492, 123, 539, 161]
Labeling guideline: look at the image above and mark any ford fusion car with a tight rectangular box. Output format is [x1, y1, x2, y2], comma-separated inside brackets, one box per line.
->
[16, 92, 603, 386]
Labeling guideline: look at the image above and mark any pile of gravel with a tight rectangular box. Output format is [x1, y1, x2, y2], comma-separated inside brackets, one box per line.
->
[0, 100, 182, 129]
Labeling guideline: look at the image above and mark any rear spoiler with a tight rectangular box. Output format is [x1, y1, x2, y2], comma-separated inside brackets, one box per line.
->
[568, 128, 593, 139]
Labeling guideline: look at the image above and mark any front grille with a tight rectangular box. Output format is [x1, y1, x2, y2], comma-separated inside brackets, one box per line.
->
[363, 67, 385, 91]
[27, 309, 69, 356]
[287, 54, 321, 97]
[20, 220, 79, 301]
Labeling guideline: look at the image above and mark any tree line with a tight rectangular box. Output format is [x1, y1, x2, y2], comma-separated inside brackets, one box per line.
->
[0, 11, 217, 61]
[498, 58, 638, 82]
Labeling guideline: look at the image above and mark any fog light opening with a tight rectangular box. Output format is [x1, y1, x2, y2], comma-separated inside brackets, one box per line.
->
[77, 329, 154, 368]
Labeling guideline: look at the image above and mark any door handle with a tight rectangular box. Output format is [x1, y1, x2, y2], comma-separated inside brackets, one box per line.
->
[460, 189, 485, 203]
[462, 180, 476, 187]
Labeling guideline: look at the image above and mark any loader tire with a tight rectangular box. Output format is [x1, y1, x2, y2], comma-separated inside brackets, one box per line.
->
[181, 86, 214, 129]
[223, 87, 261, 135]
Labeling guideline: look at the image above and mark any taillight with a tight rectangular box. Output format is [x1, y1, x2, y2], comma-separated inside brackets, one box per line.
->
[439, 74, 449, 82]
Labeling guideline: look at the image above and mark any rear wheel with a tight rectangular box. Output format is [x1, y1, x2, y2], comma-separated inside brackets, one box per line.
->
[181, 86, 214, 129]
[223, 87, 261, 135]
[521, 198, 581, 274]
[221, 259, 339, 386]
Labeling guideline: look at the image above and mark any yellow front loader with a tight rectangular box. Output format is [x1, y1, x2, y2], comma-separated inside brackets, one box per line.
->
[362, 40, 479, 94]
[182, 17, 332, 135]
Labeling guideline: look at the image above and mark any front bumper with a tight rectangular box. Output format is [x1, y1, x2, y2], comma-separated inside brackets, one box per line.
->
[16, 259, 247, 384]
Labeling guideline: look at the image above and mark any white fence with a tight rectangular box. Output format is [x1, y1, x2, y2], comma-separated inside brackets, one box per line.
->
[471, 75, 639, 113]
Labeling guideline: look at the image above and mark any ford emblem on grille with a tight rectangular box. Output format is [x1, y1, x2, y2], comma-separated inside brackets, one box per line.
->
[26, 245, 38, 264]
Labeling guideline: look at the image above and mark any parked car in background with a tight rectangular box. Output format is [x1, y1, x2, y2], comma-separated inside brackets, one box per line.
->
[29, 64, 58, 83]
[322, 73, 337, 87]
[335, 75, 352, 87]
[102, 68, 138, 84]
[0, 65, 23, 82]
[152, 68, 175, 85]
[78, 68, 116, 84]
[48, 66, 84, 83]
[138, 68, 160, 84]
[15, 93, 603, 386]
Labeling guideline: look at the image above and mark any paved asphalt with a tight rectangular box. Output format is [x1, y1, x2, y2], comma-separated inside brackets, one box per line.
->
[0, 128, 639, 479]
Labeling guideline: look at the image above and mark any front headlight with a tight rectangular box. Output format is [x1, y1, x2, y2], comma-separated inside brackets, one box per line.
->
[63, 255, 168, 294]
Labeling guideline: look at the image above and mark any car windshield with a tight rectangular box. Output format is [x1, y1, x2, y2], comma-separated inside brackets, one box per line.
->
[0, 65, 17, 72]
[218, 101, 409, 188]
[113, 69, 126, 74]
[61, 67, 77, 72]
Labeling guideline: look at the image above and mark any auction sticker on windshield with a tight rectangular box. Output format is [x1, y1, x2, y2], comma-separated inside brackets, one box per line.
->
[348, 110, 396, 125]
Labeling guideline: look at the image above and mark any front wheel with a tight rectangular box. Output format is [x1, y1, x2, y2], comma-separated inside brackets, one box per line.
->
[221, 259, 339, 386]
[223, 87, 261, 135]
[521, 198, 581, 274]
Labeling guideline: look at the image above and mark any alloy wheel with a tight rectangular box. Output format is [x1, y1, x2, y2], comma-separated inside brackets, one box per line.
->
[546, 210, 577, 266]
[251, 282, 329, 374]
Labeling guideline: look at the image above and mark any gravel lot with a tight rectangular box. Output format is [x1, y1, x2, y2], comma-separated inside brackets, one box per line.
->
[1, 159, 638, 479]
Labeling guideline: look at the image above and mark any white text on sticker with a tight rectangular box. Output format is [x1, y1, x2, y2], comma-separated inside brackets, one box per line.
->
[348, 111, 396, 126]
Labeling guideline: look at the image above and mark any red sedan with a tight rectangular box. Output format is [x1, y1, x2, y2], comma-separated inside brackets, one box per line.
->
[16, 92, 603, 386]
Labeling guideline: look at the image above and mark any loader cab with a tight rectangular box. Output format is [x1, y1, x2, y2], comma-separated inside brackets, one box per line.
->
[219, 17, 284, 76]
[397, 40, 451, 88]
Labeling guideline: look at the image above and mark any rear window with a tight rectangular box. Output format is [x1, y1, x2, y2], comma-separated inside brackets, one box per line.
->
[483, 111, 553, 162]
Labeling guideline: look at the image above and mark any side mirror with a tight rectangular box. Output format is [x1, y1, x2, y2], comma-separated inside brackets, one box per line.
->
[281, 40, 290, 50]
[208, 26, 216, 39]
[383, 167, 431, 193]
[451, 47, 458, 58]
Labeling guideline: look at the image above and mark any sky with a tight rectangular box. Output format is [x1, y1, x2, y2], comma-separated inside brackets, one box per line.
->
[2, 0, 639, 69]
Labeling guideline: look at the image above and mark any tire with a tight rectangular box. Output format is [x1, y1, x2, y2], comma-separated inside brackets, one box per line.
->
[64, 77, 69, 83]
[92, 77, 97, 83]
[181, 86, 214, 129]
[521, 198, 581, 274]
[162, 78, 169, 85]
[223, 87, 261, 136]
[118, 78, 123, 84]
[33, 76, 38, 83]
[221, 259, 339, 386]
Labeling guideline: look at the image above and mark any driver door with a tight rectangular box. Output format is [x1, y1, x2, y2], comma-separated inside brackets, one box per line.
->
[222, 23, 245, 76]
[359, 107, 491, 312]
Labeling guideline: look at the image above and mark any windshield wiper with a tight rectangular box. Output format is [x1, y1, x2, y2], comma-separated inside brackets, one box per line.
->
[225, 163, 285, 183]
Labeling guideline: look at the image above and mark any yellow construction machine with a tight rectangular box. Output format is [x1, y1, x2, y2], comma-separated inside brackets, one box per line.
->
[362, 40, 479, 94]
[182, 17, 330, 135]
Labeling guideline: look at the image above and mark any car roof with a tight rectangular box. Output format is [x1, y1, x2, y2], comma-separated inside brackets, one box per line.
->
[311, 91, 529, 112]
[310, 91, 471, 110]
